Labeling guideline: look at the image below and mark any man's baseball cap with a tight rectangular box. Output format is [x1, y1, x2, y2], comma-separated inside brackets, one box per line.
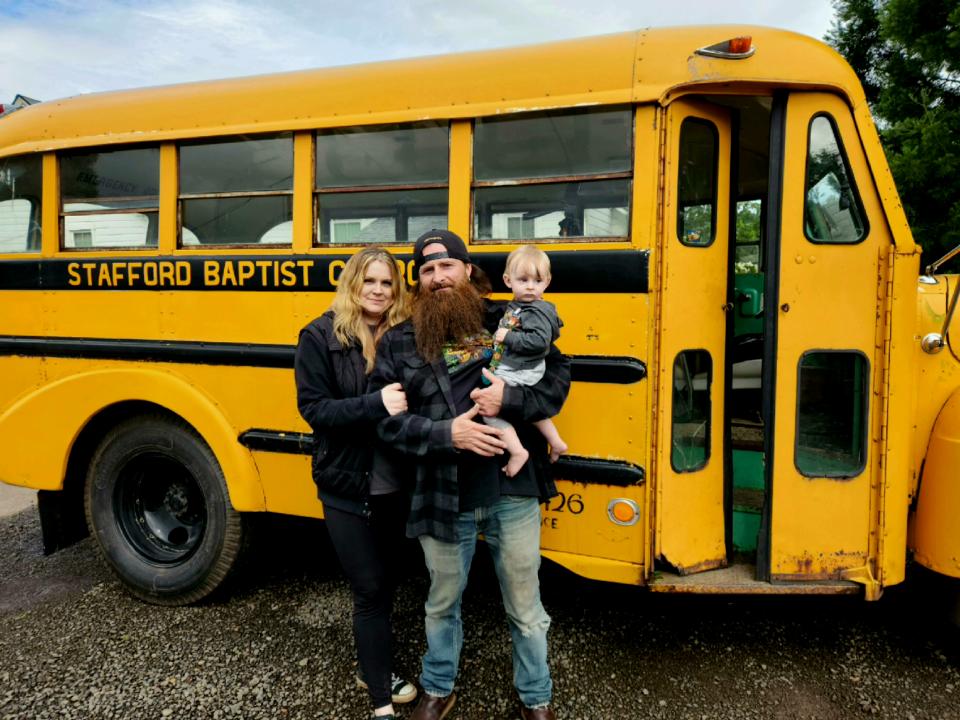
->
[413, 229, 471, 273]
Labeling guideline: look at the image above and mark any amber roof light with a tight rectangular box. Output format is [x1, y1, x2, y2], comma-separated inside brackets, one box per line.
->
[695, 36, 756, 59]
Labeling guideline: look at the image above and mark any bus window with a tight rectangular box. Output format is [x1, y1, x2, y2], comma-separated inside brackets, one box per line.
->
[795, 351, 868, 477]
[804, 115, 867, 244]
[0, 154, 41, 253]
[61, 147, 159, 249]
[180, 134, 293, 246]
[677, 118, 718, 246]
[672, 349, 712, 472]
[473, 107, 632, 241]
[315, 123, 448, 245]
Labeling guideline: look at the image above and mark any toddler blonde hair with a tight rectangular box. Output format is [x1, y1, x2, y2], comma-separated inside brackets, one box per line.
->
[504, 245, 551, 282]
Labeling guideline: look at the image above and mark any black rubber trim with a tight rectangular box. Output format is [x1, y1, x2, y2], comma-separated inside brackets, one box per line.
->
[756, 90, 789, 583]
[239, 430, 314, 454]
[0, 336, 293, 368]
[569, 355, 646, 383]
[239, 429, 645, 487]
[0, 249, 649, 294]
[0, 336, 646, 382]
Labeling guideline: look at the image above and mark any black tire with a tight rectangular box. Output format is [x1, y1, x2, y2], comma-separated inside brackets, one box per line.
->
[84, 414, 245, 605]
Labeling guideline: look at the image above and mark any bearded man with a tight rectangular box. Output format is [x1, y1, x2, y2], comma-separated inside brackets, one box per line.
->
[369, 229, 570, 720]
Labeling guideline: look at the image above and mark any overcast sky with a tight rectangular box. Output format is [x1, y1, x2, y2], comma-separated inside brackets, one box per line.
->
[1, 0, 837, 103]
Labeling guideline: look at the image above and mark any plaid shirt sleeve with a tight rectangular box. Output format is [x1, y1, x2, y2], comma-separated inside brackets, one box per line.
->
[369, 324, 455, 457]
[499, 342, 571, 424]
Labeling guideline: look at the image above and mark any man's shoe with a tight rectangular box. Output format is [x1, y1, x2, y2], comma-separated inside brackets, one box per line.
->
[520, 705, 556, 720]
[356, 673, 418, 704]
[410, 691, 457, 720]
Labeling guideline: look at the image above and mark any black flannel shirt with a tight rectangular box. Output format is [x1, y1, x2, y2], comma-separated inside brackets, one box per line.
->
[369, 300, 571, 541]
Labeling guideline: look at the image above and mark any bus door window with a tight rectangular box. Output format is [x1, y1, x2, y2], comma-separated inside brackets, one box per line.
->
[0, 154, 42, 253]
[796, 351, 869, 477]
[179, 134, 293, 246]
[804, 115, 868, 244]
[672, 349, 712, 471]
[472, 107, 632, 242]
[315, 122, 448, 245]
[677, 117, 718, 246]
[60, 146, 159, 249]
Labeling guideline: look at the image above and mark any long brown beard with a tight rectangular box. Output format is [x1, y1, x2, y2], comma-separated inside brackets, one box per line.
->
[412, 280, 485, 361]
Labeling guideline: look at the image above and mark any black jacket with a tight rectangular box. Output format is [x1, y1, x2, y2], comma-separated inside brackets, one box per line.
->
[294, 310, 390, 515]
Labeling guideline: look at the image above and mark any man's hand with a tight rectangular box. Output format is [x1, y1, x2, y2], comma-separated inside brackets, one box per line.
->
[494, 327, 509, 343]
[451, 404, 506, 456]
[470, 369, 505, 417]
[380, 382, 407, 416]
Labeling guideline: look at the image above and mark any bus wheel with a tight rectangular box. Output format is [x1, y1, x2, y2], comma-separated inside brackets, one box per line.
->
[84, 415, 245, 605]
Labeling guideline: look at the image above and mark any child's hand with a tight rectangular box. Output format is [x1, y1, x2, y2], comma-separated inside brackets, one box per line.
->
[494, 327, 509, 343]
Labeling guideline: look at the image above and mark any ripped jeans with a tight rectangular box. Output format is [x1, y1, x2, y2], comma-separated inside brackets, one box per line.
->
[418, 495, 552, 708]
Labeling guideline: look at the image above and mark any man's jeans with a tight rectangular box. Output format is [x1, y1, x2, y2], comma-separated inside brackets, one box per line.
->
[418, 495, 552, 708]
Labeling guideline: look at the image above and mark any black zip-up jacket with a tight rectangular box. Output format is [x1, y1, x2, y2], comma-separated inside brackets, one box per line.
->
[294, 310, 391, 516]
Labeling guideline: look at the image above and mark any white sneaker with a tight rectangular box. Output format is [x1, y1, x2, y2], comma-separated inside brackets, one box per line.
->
[356, 673, 418, 705]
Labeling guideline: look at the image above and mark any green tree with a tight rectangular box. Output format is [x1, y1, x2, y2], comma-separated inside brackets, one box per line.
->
[827, 0, 960, 262]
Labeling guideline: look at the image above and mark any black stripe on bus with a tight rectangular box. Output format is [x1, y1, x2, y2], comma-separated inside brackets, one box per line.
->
[238, 429, 646, 487]
[0, 249, 649, 294]
[0, 336, 646, 382]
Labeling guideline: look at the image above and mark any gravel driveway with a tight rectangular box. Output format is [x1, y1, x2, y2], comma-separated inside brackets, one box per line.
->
[1, 506, 958, 720]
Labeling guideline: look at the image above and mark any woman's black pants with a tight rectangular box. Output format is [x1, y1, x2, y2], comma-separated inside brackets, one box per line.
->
[324, 492, 408, 708]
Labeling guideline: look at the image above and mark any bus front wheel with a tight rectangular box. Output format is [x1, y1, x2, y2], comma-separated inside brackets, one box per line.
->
[84, 415, 245, 605]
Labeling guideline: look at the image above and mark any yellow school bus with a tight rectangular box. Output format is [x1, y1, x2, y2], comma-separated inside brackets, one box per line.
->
[0, 26, 954, 605]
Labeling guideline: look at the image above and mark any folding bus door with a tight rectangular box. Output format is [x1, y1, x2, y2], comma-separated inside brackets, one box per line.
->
[655, 99, 731, 574]
[767, 92, 890, 581]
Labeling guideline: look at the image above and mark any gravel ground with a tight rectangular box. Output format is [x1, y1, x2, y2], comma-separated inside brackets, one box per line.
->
[1, 507, 959, 720]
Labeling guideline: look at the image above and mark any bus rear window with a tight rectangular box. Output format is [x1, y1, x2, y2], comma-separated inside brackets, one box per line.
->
[0, 154, 41, 253]
[60, 147, 159, 249]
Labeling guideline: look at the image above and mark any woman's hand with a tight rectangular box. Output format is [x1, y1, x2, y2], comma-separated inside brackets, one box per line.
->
[380, 382, 408, 416]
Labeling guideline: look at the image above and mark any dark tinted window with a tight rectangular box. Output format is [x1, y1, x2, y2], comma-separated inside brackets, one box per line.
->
[804, 115, 867, 244]
[672, 349, 712, 472]
[474, 107, 631, 181]
[60, 147, 159, 249]
[0, 154, 42, 253]
[474, 180, 629, 240]
[316, 123, 448, 188]
[317, 188, 447, 244]
[61, 147, 159, 210]
[677, 118, 718, 246]
[796, 351, 868, 477]
[180, 135, 292, 194]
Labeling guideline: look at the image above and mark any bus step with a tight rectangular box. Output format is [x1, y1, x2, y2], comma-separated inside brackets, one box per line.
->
[649, 563, 861, 595]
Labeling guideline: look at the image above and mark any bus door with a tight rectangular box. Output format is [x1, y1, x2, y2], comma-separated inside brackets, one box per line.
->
[765, 91, 886, 581]
[655, 99, 731, 574]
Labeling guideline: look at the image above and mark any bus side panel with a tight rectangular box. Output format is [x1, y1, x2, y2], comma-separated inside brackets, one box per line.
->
[0, 364, 266, 511]
[913, 387, 960, 578]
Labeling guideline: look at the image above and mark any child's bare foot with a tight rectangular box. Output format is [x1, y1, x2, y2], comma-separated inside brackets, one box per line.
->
[503, 447, 529, 477]
[548, 440, 568, 463]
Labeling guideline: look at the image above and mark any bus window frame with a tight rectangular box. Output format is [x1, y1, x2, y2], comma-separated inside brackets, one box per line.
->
[177, 132, 295, 250]
[312, 121, 450, 248]
[59, 144, 161, 252]
[0, 153, 43, 255]
[470, 107, 635, 245]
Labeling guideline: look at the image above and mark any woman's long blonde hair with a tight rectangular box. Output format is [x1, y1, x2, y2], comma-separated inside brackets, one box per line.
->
[331, 246, 410, 373]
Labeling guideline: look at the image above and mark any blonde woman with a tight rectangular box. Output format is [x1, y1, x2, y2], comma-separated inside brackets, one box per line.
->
[295, 246, 415, 720]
